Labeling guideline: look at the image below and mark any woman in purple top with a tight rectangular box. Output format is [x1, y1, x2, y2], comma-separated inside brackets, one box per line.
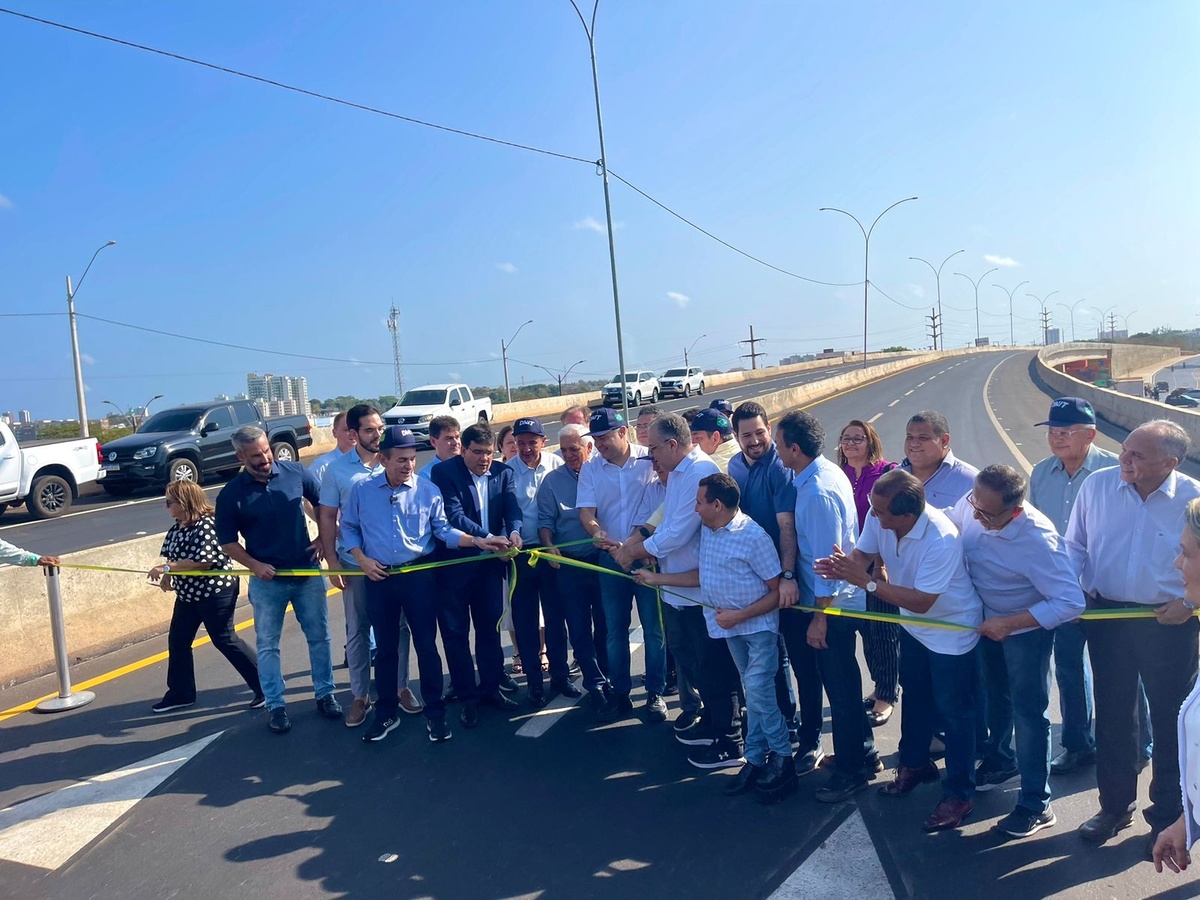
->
[837, 419, 898, 727]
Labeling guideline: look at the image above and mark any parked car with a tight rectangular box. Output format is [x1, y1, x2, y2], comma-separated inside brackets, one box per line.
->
[601, 370, 660, 408]
[382, 384, 491, 445]
[659, 367, 706, 399]
[0, 421, 105, 518]
[98, 399, 312, 495]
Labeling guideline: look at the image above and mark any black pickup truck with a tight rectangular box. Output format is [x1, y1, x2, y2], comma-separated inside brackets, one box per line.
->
[98, 399, 313, 496]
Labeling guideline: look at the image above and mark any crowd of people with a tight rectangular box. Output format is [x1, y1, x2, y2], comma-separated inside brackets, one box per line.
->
[5, 389, 1200, 877]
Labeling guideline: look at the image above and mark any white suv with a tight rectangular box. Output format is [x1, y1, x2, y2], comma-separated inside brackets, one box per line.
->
[601, 370, 660, 407]
[659, 366, 705, 398]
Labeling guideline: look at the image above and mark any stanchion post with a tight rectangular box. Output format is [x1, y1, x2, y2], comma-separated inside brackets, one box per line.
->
[35, 565, 95, 713]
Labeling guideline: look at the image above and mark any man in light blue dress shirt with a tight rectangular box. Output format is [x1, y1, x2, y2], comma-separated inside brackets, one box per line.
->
[341, 425, 475, 745]
[898, 411, 979, 511]
[951, 464, 1085, 839]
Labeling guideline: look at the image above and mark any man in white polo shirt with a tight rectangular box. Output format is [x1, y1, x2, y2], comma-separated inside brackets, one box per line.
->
[818, 468, 982, 832]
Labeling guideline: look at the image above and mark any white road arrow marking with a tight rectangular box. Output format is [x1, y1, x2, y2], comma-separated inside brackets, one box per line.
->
[0, 731, 223, 870]
[769, 809, 894, 898]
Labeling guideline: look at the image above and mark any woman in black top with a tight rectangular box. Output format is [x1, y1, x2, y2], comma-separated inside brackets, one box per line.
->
[146, 481, 262, 713]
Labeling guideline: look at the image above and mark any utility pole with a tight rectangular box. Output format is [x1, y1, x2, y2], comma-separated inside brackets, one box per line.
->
[501, 319, 534, 404]
[926, 307, 942, 350]
[739, 325, 765, 370]
[387, 304, 404, 397]
[1107, 311, 1119, 339]
[1040, 308, 1053, 346]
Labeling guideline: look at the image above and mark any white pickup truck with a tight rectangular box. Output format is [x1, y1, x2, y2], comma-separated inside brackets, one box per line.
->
[382, 384, 492, 445]
[0, 421, 105, 519]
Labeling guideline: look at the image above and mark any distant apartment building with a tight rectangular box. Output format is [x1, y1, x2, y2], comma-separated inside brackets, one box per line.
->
[246, 373, 309, 417]
[18, 410, 31, 424]
[1045, 328, 1062, 344]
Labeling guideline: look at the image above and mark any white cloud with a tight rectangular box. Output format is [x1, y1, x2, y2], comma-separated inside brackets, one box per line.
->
[667, 291, 691, 309]
[448, 371, 461, 380]
[496, 262, 518, 274]
[909, 284, 925, 299]
[81, 353, 96, 365]
[0, 194, 12, 209]
[984, 254, 1020, 267]
[572, 216, 623, 233]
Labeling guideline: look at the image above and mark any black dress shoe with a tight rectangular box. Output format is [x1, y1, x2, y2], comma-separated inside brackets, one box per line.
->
[460, 703, 480, 728]
[481, 691, 519, 711]
[756, 753, 799, 805]
[1050, 747, 1097, 775]
[1078, 809, 1135, 843]
[596, 693, 633, 723]
[551, 678, 583, 698]
[528, 690, 549, 709]
[723, 761, 764, 796]
[498, 672, 520, 694]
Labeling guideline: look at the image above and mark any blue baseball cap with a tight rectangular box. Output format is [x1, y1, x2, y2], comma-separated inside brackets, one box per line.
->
[690, 408, 732, 438]
[587, 407, 626, 437]
[512, 417, 545, 437]
[709, 398, 734, 416]
[380, 425, 418, 451]
[1035, 397, 1096, 427]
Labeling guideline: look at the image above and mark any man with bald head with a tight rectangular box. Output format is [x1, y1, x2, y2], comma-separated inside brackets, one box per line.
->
[1066, 420, 1200, 856]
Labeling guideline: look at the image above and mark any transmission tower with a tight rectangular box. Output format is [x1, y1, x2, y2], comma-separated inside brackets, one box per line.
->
[387, 304, 404, 396]
[739, 324, 766, 370]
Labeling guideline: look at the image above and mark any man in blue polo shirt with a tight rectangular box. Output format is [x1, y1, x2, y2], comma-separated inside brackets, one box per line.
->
[216, 425, 341, 734]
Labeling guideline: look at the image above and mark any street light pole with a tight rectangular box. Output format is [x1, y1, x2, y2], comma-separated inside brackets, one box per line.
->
[992, 280, 1029, 346]
[570, 0, 631, 424]
[910, 250, 963, 351]
[953, 267, 999, 343]
[532, 360, 586, 397]
[683, 333, 706, 369]
[1056, 299, 1086, 343]
[67, 240, 117, 437]
[1121, 309, 1138, 336]
[501, 319, 533, 404]
[820, 196, 918, 368]
[139, 393, 164, 428]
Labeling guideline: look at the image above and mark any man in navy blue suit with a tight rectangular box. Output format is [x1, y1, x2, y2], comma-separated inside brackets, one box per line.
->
[431, 422, 524, 727]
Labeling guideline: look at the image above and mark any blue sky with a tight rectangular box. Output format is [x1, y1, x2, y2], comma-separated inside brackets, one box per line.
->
[3, 2, 1197, 419]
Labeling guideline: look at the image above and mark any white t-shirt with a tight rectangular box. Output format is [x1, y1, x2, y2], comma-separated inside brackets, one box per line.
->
[857, 506, 981, 655]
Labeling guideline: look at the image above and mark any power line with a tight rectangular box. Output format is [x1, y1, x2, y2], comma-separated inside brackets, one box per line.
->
[867, 282, 927, 312]
[0, 7, 867, 292]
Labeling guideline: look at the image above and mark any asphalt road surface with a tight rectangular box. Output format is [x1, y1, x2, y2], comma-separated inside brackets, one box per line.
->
[0, 359, 872, 554]
[2, 350, 1199, 899]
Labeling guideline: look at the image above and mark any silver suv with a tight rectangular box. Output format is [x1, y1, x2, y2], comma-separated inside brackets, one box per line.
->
[659, 366, 705, 398]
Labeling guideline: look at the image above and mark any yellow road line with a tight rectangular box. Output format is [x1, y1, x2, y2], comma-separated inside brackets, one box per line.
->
[0, 594, 333, 724]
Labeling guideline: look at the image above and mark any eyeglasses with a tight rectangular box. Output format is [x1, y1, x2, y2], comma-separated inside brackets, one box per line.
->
[466, 447, 494, 457]
[966, 492, 1015, 524]
[1047, 427, 1088, 439]
[647, 439, 675, 455]
[839, 435, 866, 446]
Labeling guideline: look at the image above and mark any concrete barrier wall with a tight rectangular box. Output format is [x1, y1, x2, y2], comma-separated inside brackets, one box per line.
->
[1039, 341, 1184, 379]
[0, 346, 997, 687]
[1035, 345, 1200, 463]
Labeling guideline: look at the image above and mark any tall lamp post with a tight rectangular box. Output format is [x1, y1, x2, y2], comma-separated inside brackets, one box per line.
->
[683, 333, 706, 368]
[909, 250, 963, 351]
[820, 196, 918, 368]
[1056, 299, 1086, 343]
[1028, 291, 1060, 344]
[139, 393, 164, 428]
[67, 240, 117, 437]
[1120, 309, 1138, 337]
[1092, 305, 1117, 340]
[532, 360, 587, 397]
[569, 0, 632, 424]
[992, 280, 1029, 346]
[954, 267, 999, 343]
[501, 319, 533, 403]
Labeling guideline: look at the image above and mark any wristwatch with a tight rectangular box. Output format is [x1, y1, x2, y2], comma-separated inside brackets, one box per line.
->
[865, 580, 878, 593]
[1184, 599, 1197, 612]
[638, 526, 652, 540]
[162, 563, 171, 575]
[781, 571, 796, 581]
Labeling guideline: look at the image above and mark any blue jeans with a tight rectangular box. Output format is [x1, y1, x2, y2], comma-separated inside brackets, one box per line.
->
[727, 631, 791, 766]
[1054, 620, 1153, 759]
[981, 630, 1054, 813]
[597, 552, 666, 696]
[552, 562, 608, 691]
[248, 575, 335, 710]
[898, 629, 977, 801]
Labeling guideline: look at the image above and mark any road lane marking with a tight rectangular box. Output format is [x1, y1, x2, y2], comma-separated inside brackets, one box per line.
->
[917, 382, 926, 387]
[982, 353, 1034, 474]
[887, 400, 900, 407]
[867, 413, 883, 423]
[769, 809, 894, 898]
[903, 390, 914, 396]
[0, 731, 223, 870]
